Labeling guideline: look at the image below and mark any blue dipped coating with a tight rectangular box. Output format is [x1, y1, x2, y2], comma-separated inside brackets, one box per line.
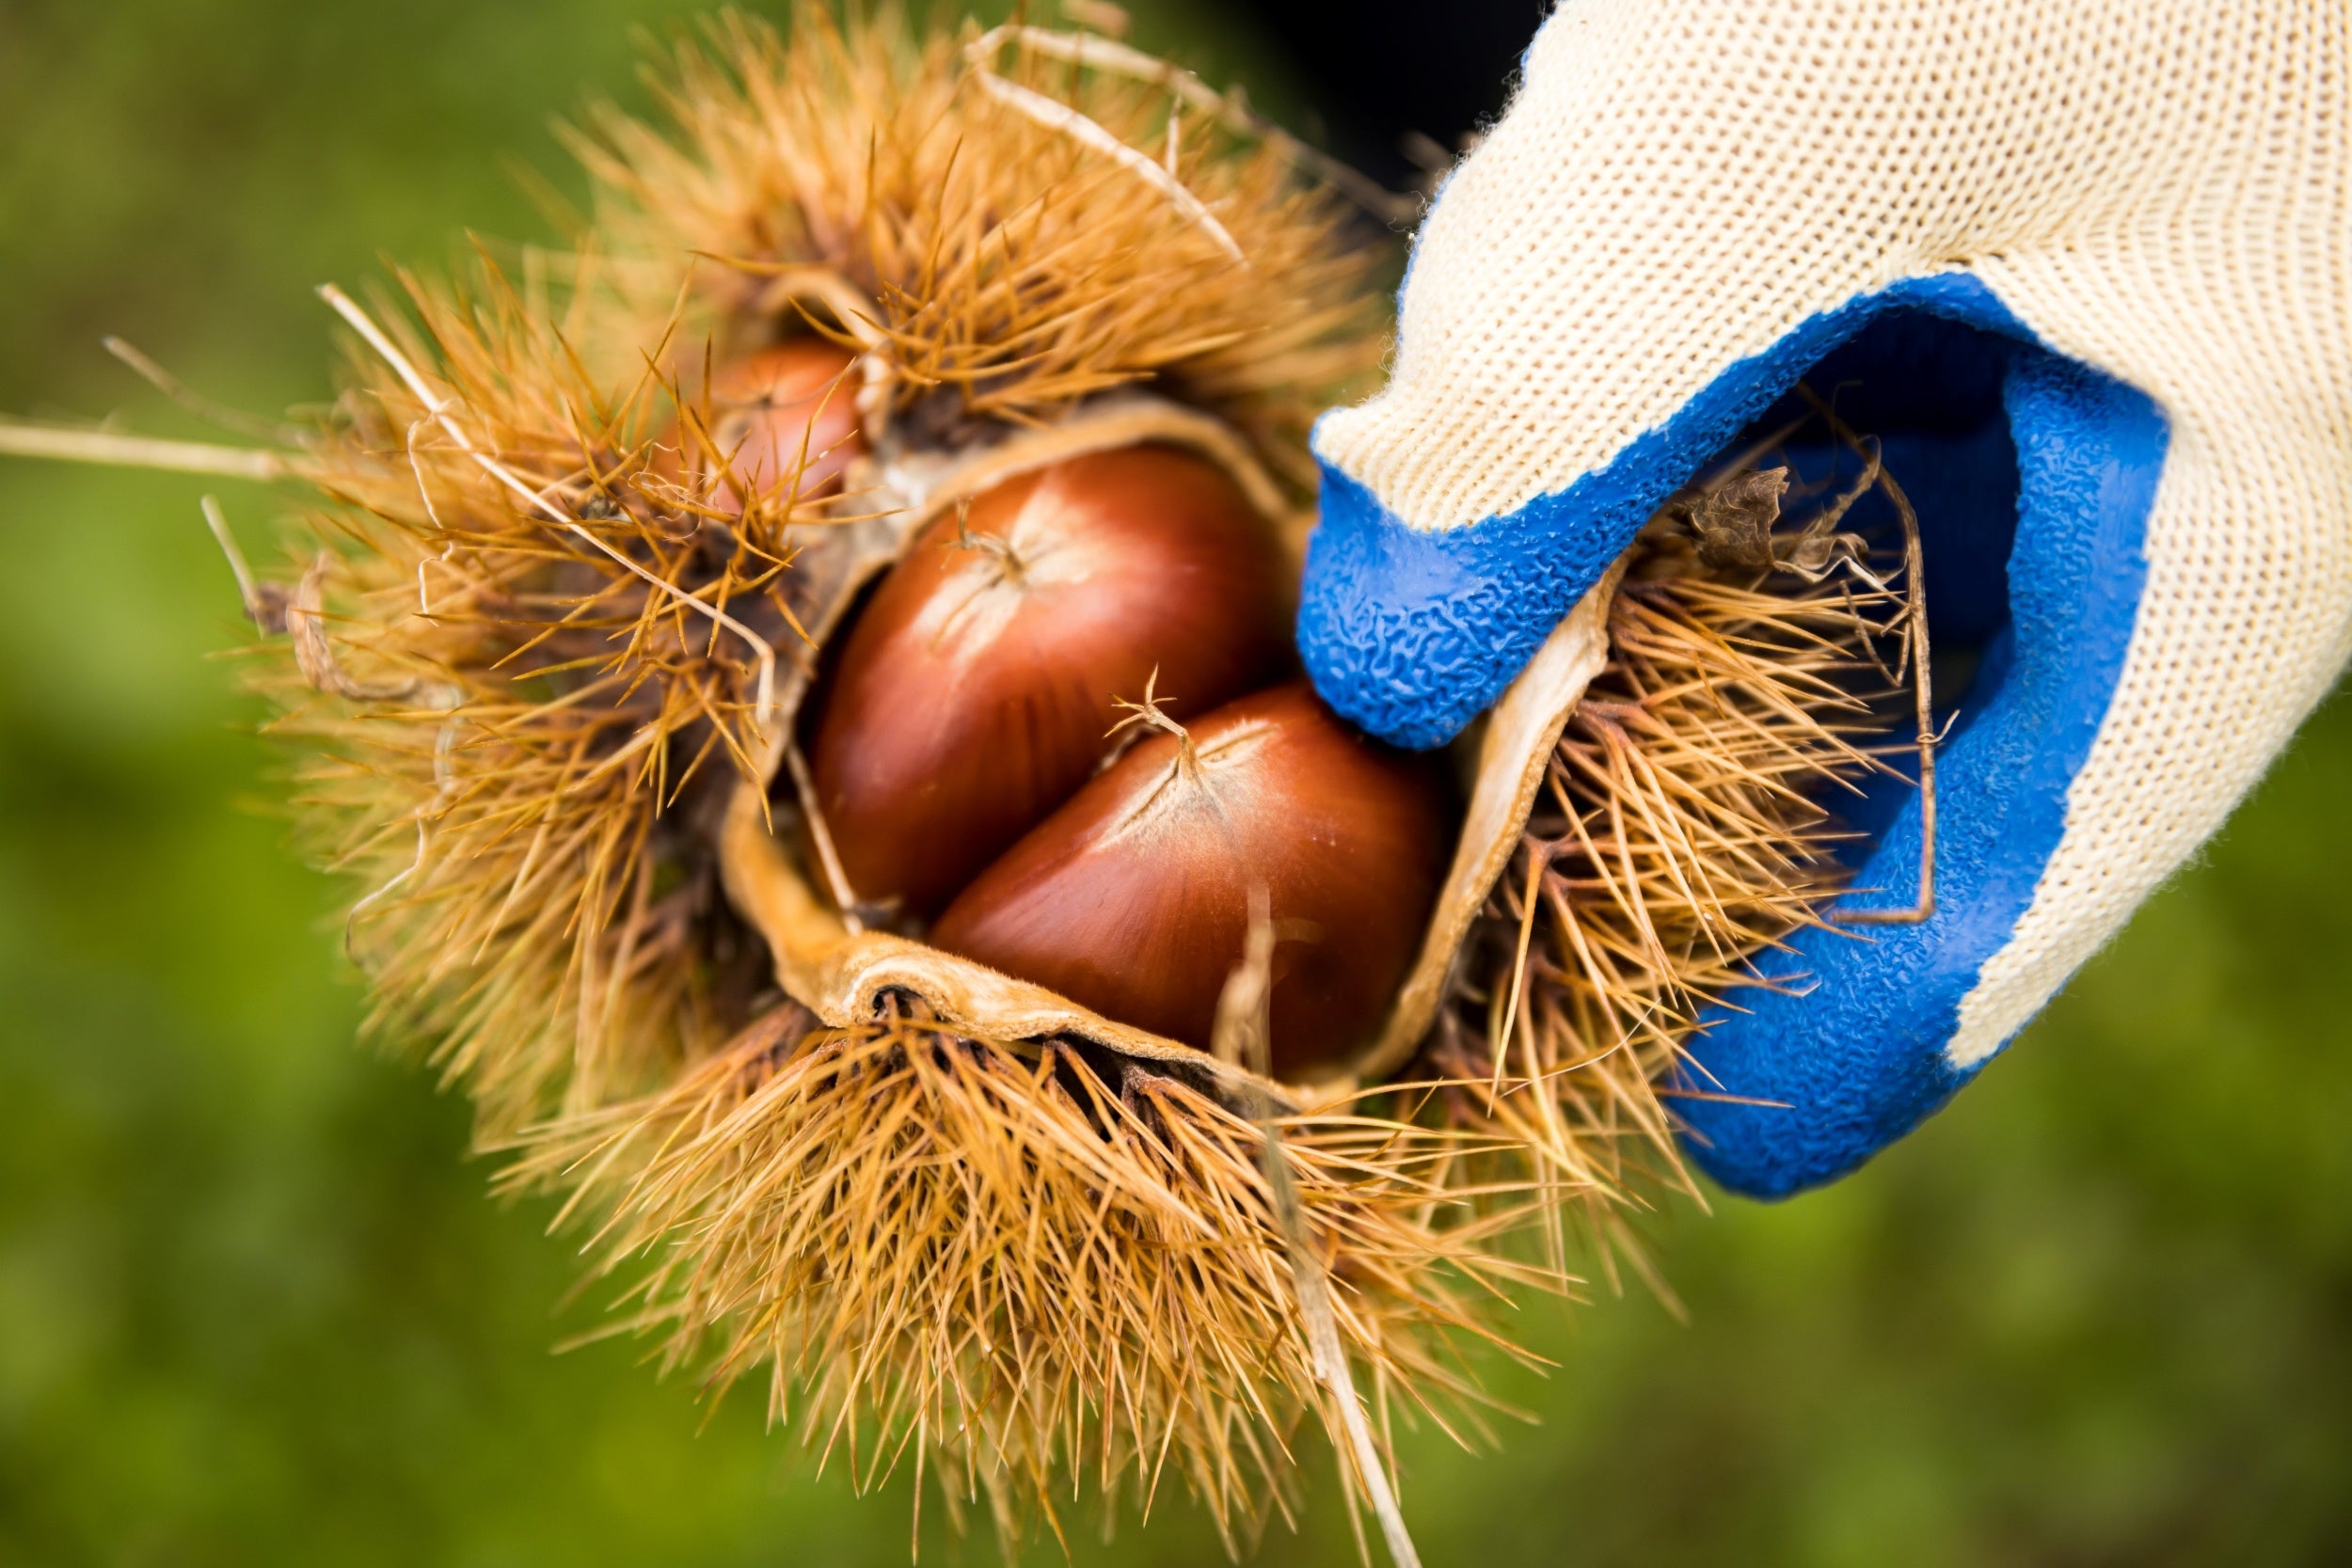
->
[1677, 348, 2167, 1197]
[1300, 274, 2039, 749]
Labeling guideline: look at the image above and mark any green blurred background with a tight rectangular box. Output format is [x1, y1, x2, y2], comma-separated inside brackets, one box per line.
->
[4, 3, 2349, 1563]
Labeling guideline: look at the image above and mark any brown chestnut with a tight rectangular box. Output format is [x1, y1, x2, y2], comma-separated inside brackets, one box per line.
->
[667, 339, 863, 509]
[928, 681, 1454, 1078]
[807, 446, 1295, 918]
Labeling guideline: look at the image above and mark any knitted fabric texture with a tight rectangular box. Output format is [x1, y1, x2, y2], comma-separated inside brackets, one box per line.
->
[1311, 0, 2351, 1075]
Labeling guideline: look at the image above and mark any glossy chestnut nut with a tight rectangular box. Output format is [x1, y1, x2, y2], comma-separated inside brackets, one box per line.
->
[929, 681, 1454, 1078]
[666, 338, 863, 509]
[807, 446, 1295, 919]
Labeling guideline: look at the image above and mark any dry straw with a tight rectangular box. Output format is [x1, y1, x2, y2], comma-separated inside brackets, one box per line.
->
[0, 7, 1930, 1557]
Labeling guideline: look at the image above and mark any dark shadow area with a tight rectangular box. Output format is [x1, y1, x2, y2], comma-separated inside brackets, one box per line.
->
[1240, 0, 1552, 189]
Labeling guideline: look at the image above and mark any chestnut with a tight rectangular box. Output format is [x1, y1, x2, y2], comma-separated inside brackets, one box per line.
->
[928, 681, 1454, 1079]
[807, 446, 1295, 918]
[667, 338, 863, 509]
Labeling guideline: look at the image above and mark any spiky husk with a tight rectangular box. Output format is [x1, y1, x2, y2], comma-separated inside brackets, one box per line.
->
[234, 3, 1919, 1544]
[501, 487, 1913, 1536]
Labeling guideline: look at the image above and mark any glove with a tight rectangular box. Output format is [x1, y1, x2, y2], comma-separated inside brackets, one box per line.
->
[1300, 0, 2351, 1196]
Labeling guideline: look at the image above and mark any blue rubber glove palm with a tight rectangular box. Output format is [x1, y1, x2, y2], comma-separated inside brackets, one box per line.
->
[1302, 0, 2351, 1196]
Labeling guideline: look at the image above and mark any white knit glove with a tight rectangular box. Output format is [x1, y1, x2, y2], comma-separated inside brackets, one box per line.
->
[1299, 0, 2351, 1195]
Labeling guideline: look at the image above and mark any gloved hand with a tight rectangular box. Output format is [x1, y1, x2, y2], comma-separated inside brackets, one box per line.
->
[1301, 0, 2351, 1196]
